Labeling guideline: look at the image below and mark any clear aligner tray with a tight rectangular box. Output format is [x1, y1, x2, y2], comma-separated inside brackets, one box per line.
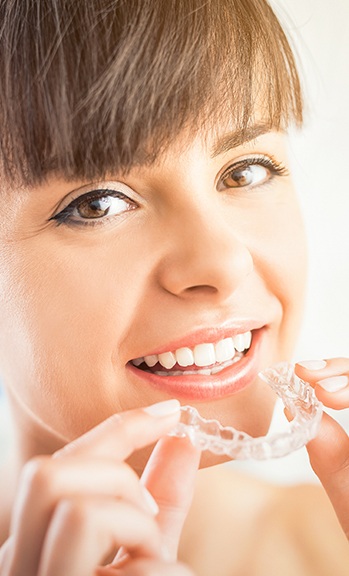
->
[170, 362, 323, 460]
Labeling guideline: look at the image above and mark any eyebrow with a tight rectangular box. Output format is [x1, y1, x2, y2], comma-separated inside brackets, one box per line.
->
[210, 123, 275, 158]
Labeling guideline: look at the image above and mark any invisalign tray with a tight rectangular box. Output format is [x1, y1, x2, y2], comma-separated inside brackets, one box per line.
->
[169, 362, 323, 460]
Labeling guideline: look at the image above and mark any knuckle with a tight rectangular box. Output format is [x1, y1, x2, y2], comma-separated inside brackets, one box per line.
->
[335, 455, 349, 485]
[110, 412, 133, 439]
[108, 412, 124, 426]
[115, 417, 139, 448]
[107, 412, 140, 451]
[21, 456, 57, 495]
[55, 497, 90, 529]
[105, 412, 141, 449]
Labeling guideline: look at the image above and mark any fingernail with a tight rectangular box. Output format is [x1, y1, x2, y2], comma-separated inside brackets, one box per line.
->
[297, 360, 327, 370]
[317, 375, 349, 392]
[143, 399, 180, 417]
[141, 487, 159, 516]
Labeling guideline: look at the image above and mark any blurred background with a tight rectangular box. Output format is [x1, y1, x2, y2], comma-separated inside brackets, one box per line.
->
[0, 0, 348, 483]
[236, 0, 349, 483]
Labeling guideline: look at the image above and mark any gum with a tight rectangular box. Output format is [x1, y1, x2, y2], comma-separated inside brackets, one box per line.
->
[169, 362, 323, 460]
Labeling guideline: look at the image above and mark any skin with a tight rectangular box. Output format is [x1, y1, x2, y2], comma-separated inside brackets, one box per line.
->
[0, 125, 348, 573]
[296, 360, 349, 540]
[0, 402, 201, 575]
[180, 466, 349, 575]
[0, 129, 306, 465]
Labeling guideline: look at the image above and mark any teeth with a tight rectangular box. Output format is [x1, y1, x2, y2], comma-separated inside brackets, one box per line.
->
[193, 343, 216, 367]
[215, 338, 235, 362]
[233, 333, 245, 353]
[144, 355, 158, 368]
[152, 356, 243, 377]
[210, 357, 236, 374]
[158, 351, 176, 369]
[244, 331, 252, 349]
[132, 331, 252, 371]
[176, 347, 194, 367]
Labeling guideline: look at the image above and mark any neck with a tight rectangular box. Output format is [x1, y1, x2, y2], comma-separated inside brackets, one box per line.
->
[0, 389, 66, 544]
[0, 452, 19, 545]
[7, 394, 65, 465]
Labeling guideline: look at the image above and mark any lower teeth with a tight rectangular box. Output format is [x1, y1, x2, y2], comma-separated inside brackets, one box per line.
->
[151, 353, 243, 377]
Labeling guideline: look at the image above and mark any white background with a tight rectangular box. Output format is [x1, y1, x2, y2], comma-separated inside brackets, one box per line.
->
[235, 0, 349, 483]
[280, 0, 349, 361]
[1, 0, 349, 482]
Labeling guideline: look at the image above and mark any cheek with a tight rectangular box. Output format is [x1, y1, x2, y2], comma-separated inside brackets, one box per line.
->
[254, 195, 307, 354]
[0, 237, 152, 437]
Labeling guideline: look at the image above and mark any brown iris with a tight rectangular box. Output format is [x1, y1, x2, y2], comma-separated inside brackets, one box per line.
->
[76, 196, 112, 219]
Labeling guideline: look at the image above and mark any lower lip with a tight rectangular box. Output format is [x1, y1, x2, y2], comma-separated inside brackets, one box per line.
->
[127, 328, 265, 401]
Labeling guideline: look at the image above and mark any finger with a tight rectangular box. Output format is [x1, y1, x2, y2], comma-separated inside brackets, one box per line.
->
[141, 436, 201, 562]
[306, 411, 349, 538]
[96, 558, 195, 576]
[8, 457, 158, 575]
[55, 399, 181, 461]
[8, 400, 180, 576]
[39, 498, 162, 576]
[295, 358, 349, 409]
[116, 558, 195, 576]
[0, 536, 13, 573]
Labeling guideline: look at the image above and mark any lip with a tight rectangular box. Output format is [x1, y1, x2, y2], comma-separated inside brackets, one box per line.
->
[132, 318, 265, 358]
[127, 325, 266, 401]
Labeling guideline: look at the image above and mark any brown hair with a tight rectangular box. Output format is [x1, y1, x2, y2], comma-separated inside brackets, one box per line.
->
[0, 0, 302, 187]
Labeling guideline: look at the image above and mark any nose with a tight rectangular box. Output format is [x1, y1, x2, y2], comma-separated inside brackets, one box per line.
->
[157, 206, 253, 302]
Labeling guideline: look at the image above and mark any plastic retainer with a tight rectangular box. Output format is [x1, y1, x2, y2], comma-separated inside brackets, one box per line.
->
[169, 362, 323, 460]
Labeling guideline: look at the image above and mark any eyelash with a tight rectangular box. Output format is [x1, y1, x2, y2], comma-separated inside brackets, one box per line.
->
[50, 155, 288, 229]
[219, 155, 288, 190]
[50, 189, 137, 228]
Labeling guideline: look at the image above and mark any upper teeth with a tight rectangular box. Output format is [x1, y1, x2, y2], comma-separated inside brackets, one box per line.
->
[132, 331, 252, 370]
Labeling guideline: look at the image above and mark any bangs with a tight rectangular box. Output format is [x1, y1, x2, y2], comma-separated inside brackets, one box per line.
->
[0, 0, 303, 187]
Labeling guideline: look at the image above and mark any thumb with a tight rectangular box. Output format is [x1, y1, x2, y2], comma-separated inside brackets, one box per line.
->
[141, 436, 201, 562]
[306, 411, 349, 539]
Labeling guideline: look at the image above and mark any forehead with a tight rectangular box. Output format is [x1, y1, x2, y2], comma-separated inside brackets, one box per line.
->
[144, 119, 286, 164]
[113, 130, 288, 190]
[132, 88, 287, 169]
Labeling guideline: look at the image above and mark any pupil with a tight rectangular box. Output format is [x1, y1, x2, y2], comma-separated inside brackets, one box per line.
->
[78, 197, 111, 218]
[233, 167, 252, 186]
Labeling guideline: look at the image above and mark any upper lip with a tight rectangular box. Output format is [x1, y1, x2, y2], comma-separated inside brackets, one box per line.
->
[129, 319, 266, 360]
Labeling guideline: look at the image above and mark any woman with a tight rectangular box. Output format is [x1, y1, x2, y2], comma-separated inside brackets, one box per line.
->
[0, 1, 348, 574]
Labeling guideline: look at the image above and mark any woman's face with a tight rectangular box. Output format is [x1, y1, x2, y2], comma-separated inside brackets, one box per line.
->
[0, 126, 307, 469]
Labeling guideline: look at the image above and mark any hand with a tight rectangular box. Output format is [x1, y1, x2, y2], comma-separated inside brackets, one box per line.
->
[295, 359, 349, 539]
[0, 400, 200, 575]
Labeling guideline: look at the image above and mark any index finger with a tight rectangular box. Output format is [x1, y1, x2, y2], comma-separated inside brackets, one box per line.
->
[295, 358, 349, 410]
[306, 411, 349, 539]
[141, 436, 201, 562]
[54, 400, 181, 461]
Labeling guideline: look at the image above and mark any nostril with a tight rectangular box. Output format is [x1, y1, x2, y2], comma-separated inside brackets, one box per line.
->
[158, 236, 253, 300]
[185, 285, 218, 294]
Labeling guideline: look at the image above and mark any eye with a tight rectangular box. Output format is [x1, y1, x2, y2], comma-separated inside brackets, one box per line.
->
[218, 155, 288, 191]
[51, 187, 137, 227]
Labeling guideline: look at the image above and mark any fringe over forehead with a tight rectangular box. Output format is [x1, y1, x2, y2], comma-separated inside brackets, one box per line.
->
[0, 0, 303, 187]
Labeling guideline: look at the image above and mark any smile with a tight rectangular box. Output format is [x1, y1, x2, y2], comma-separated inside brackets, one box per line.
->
[131, 331, 252, 376]
[127, 326, 266, 401]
